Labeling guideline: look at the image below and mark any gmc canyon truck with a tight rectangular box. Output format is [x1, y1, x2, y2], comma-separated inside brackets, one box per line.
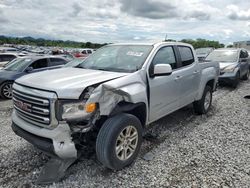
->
[11, 42, 219, 183]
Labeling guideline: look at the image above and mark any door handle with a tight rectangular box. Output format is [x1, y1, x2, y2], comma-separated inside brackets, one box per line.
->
[193, 70, 199, 74]
[175, 76, 182, 81]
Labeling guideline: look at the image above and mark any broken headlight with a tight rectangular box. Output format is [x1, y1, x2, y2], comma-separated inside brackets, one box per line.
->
[58, 87, 96, 121]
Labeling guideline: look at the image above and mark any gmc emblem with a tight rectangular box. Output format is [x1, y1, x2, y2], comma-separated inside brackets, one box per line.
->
[15, 100, 32, 112]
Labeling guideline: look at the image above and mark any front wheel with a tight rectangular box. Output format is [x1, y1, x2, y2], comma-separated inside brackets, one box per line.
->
[0, 81, 13, 99]
[193, 85, 212, 115]
[242, 69, 249, 80]
[96, 113, 143, 170]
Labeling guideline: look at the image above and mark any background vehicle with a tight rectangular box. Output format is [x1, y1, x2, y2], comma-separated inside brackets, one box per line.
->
[0, 56, 68, 99]
[74, 48, 94, 58]
[11, 42, 219, 183]
[196, 47, 214, 62]
[0, 52, 30, 69]
[205, 48, 250, 88]
[0, 47, 18, 53]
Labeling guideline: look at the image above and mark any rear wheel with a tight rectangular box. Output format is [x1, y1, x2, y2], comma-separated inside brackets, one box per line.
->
[96, 113, 143, 170]
[0, 81, 13, 99]
[242, 69, 249, 80]
[193, 85, 212, 115]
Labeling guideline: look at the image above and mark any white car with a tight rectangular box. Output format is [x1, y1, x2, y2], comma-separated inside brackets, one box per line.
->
[0, 53, 18, 68]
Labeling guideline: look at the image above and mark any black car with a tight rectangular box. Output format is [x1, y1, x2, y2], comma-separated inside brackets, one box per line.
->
[0, 56, 68, 99]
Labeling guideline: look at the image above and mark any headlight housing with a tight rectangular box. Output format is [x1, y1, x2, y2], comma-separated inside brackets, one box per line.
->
[59, 101, 96, 121]
[58, 87, 97, 121]
[222, 65, 237, 73]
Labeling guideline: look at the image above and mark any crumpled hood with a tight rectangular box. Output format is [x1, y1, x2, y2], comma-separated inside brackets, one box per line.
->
[15, 68, 129, 99]
[219, 62, 237, 70]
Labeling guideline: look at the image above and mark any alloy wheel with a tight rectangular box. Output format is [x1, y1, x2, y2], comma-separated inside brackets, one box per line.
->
[115, 125, 138, 161]
[2, 83, 13, 99]
[204, 91, 211, 111]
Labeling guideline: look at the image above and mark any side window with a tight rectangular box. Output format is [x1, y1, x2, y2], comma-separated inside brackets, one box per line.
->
[178, 46, 195, 67]
[87, 50, 92, 54]
[49, 58, 67, 66]
[152, 46, 177, 69]
[82, 50, 87, 54]
[0, 55, 16, 62]
[30, 58, 48, 69]
[240, 50, 247, 58]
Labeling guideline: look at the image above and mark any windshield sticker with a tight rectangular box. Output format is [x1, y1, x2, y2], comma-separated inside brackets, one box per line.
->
[126, 51, 144, 57]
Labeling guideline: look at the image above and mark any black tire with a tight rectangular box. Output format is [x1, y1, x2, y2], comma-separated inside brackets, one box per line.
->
[232, 72, 240, 88]
[242, 69, 249, 80]
[193, 85, 212, 115]
[96, 113, 143, 170]
[0, 81, 13, 99]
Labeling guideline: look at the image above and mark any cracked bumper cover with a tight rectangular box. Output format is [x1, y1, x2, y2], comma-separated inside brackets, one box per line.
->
[12, 110, 77, 159]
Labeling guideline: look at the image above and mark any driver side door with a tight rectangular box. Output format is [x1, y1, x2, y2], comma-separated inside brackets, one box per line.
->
[148, 46, 182, 123]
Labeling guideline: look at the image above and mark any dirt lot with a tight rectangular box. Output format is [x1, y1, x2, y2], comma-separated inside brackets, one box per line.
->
[0, 80, 249, 188]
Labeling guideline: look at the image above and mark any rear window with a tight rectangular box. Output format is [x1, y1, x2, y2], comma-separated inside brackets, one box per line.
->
[178, 46, 195, 67]
[0, 54, 16, 62]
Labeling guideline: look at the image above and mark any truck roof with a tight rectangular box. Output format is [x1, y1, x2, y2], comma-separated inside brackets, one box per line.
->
[109, 41, 193, 48]
[214, 48, 245, 51]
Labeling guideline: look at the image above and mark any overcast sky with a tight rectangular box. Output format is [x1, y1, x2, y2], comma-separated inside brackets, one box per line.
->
[0, 0, 250, 44]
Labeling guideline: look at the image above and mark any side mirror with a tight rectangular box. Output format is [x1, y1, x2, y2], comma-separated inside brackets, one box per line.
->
[153, 64, 172, 76]
[25, 67, 33, 73]
[240, 58, 247, 63]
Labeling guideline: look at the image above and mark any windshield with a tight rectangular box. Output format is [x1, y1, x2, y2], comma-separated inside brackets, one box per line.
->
[77, 45, 153, 73]
[65, 58, 85, 67]
[205, 50, 238, 63]
[4, 58, 32, 72]
[196, 48, 213, 55]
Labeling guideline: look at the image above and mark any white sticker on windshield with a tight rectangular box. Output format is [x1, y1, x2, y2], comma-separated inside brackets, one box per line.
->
[126, 51, 144, 57]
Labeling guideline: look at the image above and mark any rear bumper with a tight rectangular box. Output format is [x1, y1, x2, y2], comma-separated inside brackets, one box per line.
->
[12, 110, 77, 159]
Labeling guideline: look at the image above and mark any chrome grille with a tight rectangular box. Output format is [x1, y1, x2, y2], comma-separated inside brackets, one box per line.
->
[13, 88, 51, 126]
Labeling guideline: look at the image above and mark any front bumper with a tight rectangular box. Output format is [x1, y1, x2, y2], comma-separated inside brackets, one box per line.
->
[12, 110, 77, 159]
[218, 72, 237, 84]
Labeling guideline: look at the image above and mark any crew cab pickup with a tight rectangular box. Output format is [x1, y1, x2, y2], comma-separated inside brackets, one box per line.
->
[11, 42, 219, 173]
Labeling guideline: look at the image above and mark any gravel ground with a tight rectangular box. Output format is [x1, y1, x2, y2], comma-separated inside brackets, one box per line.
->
[0, 80, 249, 188]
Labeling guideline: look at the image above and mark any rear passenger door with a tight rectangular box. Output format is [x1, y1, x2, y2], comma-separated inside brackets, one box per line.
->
[176, 46, 200, 107]
[49, 58, 67, 69]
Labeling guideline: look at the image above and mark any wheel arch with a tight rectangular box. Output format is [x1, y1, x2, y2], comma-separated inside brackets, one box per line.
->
[109, 101, 147, 128]
[196, 78, 216, 101]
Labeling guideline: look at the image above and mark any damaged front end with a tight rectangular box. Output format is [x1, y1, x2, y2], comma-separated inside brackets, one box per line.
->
[12, 71, 148, 184]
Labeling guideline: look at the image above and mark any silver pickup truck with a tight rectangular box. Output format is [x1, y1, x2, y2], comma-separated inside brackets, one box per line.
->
[11, 42, 219, 182]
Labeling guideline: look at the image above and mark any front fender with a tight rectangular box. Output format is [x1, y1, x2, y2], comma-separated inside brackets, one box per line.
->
[87, 71, 149, 119]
